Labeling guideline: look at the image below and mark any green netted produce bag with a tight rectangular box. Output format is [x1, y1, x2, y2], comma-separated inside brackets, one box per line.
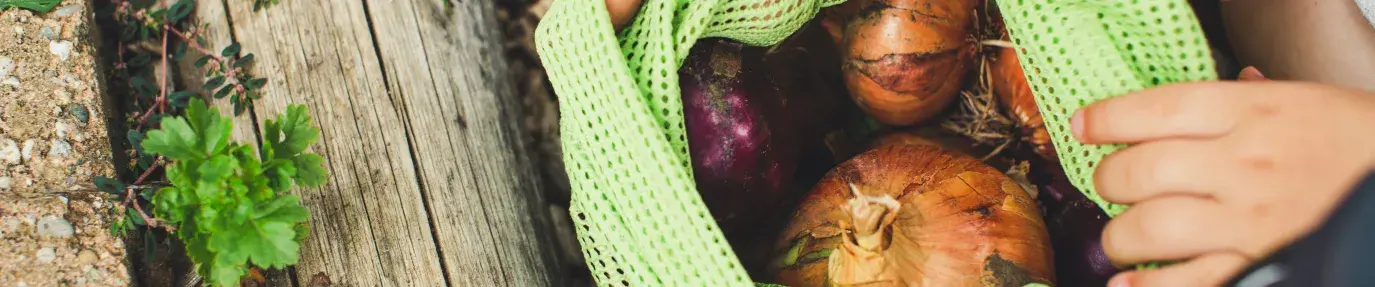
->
[534, 0, 1217, 285]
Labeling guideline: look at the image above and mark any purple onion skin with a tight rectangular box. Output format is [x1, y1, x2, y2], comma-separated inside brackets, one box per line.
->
[1032, 159, 1122, 287]
[680, 39, 799, 235]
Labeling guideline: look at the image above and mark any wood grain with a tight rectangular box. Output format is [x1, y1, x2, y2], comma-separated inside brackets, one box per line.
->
[185, 0, 562, 285]
[361, 0, 562, 285]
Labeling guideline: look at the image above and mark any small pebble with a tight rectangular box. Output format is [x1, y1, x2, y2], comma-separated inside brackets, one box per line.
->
[56, 122, 72, 139]
[37, 215, 75, 238]
[12, 27, 21, 37]
[36, 247, 57, 263]
[2, 76, 19, 87]
[75, 250, 97, 264]
[49, 140, 72, 158]
[1, 139, 21, 165]
[0, 177, 10, 190]
[55, 89, 72, 103]
[1, 217, 19, 230]
[59, 196, 69, 205]
[40, 26, 56, 41]
[55, 4, 85, 17]
[84, 269, 101, 283]
[21, 139, 35, 160]
[0, 56, 13, 78]
[62, 74, 81, 87]
[50, 40, 73, 61]
[68, 105, 89, 123]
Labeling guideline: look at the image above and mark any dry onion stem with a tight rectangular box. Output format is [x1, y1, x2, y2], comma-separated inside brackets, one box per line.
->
[940, 56, 1017, 161]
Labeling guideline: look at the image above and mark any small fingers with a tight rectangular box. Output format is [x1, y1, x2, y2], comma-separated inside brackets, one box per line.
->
[1102, 196, 1241, 267]
[1071, 82, 1251, 144]
[1094, 139, 1228, 204]
[1108, 251, 1252, 287]
[606, 0, 644, 31]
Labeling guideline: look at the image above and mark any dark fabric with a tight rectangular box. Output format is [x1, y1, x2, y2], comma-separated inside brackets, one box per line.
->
[1225, 170, 1375, 287]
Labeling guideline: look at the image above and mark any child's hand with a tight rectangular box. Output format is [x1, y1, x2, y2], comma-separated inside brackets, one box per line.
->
[1074, 68, 1375, 287]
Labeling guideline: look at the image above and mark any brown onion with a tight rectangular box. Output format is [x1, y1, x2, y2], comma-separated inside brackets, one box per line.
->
[768, 144, 1054, 286]
[989, 28, 1056, 161]
[838, 0, 981, 126]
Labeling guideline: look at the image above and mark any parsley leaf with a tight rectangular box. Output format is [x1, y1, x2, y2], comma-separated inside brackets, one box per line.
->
[143, 99, 324, 286]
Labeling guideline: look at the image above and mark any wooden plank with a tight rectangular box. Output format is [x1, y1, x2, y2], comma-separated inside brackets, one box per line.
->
[362, 0, 561, 286]
[218, 0, 445, 285]
[185, 0, 258, 142]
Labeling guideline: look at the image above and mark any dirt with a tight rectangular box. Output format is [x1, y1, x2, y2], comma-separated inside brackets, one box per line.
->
[0, 1, 130, 286]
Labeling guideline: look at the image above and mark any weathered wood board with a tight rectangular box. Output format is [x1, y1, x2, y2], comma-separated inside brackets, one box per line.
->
[183, 0, 564, 285]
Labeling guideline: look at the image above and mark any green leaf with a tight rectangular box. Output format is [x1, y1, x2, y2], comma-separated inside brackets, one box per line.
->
[197, 155, 236, 183]
[194, 56, 213, 68]
[265, 104, 318, 158]
[169, 91, 195, 108]
[173, 42, 188, 60]
[203, 76, 225, 91]
[127, 129, 145, 153]
[140, 188, 156, 200]
[230, 200, 253, 225]
[1, 0, 62, 13]
[131, 76, 157, 97]
[127, 208, 147, 226]
[221, 43, 241, 57]
[247, 78, 268, 90]
[214, 85, 233, 99]
[267, 160, 296, 191]
[183, 98, 232, 156]
[143, 117, 202, 160]
[169, 0, 192, 22]
[93, 177, 125, 195]
[129, 54, 152, 66]
[235, 54, 255, 68]
[292, 154, 327, 188]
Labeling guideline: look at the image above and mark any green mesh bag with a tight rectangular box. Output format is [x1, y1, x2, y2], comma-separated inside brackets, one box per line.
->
[534, 0, 1216, 285]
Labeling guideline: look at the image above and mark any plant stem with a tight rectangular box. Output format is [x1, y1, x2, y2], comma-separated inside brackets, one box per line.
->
[123, 158, 172, 231]
[169, 26, 250, 95]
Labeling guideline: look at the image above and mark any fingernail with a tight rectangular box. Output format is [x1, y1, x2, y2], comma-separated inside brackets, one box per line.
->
[1108, 272, 1135, 287]
[1238, 66, 1266, 81]
[1070, 109, 1086, 142]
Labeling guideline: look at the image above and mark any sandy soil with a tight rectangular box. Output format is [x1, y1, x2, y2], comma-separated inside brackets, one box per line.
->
[0, 1, 130, 286]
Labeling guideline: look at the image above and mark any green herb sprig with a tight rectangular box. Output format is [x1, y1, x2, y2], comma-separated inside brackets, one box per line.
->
[143, 98, 324, 286]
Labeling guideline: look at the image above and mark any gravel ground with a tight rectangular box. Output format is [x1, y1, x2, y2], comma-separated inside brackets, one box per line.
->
[0, 1, 130, 286]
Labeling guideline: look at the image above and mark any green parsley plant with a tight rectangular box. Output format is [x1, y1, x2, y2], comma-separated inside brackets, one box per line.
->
[141, 98, 327, 287]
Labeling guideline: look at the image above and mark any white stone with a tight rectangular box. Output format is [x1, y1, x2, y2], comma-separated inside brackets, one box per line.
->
[0, 139, 20, 165]
[36, 247, 56, 263]
[55, 89, 71, 102]
[0, 56, 13, 78]
[1, 216, 19, 230]
[49, 41, 73, 61]
[37, 215, 75, 238]
[48, 140, 72, 158]
[55, 4, 84, 18]
[56, 122, 71, 139]
[0, 177, 10, 190]
[40, 26, 56, 41]
[2, 76, 18, 87]
[21, 139, 35, 160]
